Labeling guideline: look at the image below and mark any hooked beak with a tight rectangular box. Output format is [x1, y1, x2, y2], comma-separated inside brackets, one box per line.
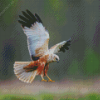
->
[57, 60, 59, 63]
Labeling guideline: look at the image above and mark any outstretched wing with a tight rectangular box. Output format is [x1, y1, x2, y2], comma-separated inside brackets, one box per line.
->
[49, 39, 71, 54]
[18, 9, 49, 61]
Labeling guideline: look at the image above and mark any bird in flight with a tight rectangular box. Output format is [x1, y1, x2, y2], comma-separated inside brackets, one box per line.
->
[14, 9, 71, 83]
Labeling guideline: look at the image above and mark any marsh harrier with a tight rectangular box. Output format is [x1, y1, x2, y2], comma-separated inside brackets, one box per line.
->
[14, 9, 71, 83]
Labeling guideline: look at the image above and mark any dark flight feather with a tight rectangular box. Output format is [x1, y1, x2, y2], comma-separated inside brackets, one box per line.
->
[22, 11, 32, 20]
[19, 15, 28, 22]
[26, 9, 35, 18]
[31, 55, 40, 61]
[35, 13, 42, 23]
[18, 9, 42, 28]
[60, 39, 71, 52]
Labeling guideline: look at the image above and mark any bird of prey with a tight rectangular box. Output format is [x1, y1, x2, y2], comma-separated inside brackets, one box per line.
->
[14, 9, 71, 83]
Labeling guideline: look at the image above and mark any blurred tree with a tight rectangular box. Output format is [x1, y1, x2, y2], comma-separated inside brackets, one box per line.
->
[1, 39, 16, 80]
[82, 48, 100, 77]
[44, 0, 68, 25]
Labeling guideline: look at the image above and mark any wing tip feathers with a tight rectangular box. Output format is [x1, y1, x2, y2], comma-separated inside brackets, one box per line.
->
[18, 9, 42, 28]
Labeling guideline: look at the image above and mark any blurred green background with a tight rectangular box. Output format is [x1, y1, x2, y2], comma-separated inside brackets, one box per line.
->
[0, 0, 100, 99]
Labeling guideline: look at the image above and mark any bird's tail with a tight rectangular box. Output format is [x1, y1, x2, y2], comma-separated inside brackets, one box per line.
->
[14, 61, 37, 83]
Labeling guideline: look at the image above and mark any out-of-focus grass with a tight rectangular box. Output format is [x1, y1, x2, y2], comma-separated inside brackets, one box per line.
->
[0, 93, 100, 100]
[0, 94, 36, 100]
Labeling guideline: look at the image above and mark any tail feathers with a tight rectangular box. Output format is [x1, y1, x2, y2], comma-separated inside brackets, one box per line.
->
[14, 61, 37, 83]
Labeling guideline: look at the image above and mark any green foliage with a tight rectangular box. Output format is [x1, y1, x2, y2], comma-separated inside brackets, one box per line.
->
[59, 93, 100, 100]
[78, 93, 100, 100]
[83, 48, 100, 76]
[0, 94, 36, 100]
[2, 0, 19, 25]
[42, 94, 54, 100]
[68, 60, 80, 76]
[67, 48, 100, 78]
[44, 0, 68, 25]
[0, 93, 100, 100]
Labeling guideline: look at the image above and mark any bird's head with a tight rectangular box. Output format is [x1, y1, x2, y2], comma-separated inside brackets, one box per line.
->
[53, 54, 59, 63]
[48, 54, 59, 63]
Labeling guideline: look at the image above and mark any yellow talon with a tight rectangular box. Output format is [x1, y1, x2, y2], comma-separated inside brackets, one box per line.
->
[48, 80, 55, 82]
[46, 75, 55, 82]
[41, 79, 47, 82]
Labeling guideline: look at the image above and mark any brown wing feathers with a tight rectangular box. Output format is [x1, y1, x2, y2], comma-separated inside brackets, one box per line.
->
[23, 61, 39, 72]
[23, 55, 49, 73]
[18, 9, 42, 28]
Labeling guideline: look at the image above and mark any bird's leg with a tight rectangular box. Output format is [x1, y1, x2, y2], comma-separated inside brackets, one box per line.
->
[46, 75, 55, 82]
[41, 75, 47, 82]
